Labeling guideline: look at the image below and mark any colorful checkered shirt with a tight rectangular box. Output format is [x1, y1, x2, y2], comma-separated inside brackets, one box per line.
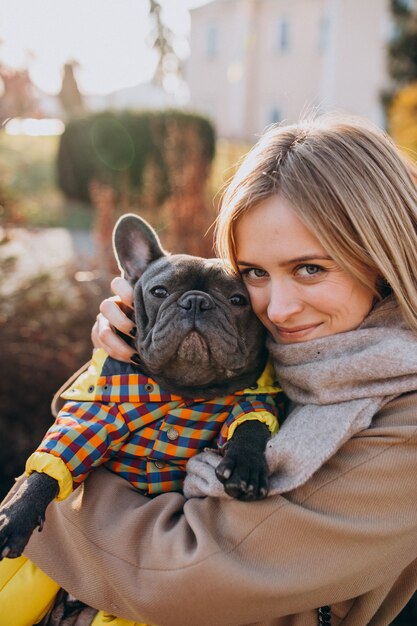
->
[29, 349, 284, 497]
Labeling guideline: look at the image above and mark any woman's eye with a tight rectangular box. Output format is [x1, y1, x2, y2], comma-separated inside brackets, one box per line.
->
[150, 286, 169, 298]
[296, 264, 323, 277]
[230, 294, 248, 306]
[241, 268, 267, 280]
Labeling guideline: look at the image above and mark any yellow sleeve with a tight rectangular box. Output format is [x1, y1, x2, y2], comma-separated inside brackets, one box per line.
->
[0, 556, 59, 626]
[25, 451, 74, 501]
[226, 410, 279, 440]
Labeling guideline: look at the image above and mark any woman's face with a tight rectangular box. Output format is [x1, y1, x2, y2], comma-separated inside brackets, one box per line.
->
[234, 195, 376, 344]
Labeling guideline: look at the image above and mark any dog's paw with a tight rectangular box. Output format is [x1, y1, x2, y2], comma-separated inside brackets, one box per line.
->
[0, 508, 43, 560]
[215, 452, 268, 501]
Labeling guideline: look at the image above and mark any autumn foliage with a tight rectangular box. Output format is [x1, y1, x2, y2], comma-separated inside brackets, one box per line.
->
[389, 81, 417, 158]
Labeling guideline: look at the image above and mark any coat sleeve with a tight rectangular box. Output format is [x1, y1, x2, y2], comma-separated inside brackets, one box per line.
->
[24, 393, 417, 626]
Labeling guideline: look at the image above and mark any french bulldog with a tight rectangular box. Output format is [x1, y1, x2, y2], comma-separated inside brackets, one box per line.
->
[0, 213, 279, 560]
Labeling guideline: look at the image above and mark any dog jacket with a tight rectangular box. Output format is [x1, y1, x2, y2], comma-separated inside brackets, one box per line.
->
[26, 349, 283, 499]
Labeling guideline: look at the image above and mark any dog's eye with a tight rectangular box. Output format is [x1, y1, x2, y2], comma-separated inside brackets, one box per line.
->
[150, 286, 169, 298]
[230, 294, 248, 306]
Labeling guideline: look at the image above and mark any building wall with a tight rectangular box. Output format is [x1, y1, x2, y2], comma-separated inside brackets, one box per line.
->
[319, 0, 390, 126]
[187, 0, 256, 137]
[187, 0, 390, 139]
[252, 0, 326, 131]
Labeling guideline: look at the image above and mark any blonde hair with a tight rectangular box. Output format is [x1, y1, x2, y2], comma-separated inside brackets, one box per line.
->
[215, 115, 417, 332]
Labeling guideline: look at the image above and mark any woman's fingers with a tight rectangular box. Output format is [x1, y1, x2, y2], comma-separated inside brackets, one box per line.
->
[99, 296, 135, 337]
[92, 278, 137, 363]
[111, 276, 134, 308]
[92, 312, 136, 362]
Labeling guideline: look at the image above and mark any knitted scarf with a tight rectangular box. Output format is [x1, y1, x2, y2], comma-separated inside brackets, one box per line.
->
[183, 296, 417, 498]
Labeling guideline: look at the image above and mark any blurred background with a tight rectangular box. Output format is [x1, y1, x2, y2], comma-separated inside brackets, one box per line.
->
[0, 1, 416, 621]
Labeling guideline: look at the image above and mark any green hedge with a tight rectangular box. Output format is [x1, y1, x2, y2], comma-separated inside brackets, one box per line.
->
[57, 110, 216, 204]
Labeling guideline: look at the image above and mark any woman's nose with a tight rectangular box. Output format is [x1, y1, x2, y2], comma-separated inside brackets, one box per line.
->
[266, 282, 303, 324]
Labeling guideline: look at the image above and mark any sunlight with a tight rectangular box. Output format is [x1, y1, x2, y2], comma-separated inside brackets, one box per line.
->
[0, 0, 199, 96]
[5, 118, 65, 136]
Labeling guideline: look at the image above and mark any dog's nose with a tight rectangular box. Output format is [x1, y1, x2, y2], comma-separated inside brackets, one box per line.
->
[178, 290, 215, 312]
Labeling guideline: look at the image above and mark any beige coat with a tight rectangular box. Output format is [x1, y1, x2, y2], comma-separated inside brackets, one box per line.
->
[25, 392, 417, 626]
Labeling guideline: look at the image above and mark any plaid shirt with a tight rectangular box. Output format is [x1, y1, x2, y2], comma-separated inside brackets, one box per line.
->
[28, 349, 283, 497]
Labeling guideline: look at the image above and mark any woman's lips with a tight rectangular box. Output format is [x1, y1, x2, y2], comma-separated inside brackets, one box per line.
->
[275, 323, 322, 339]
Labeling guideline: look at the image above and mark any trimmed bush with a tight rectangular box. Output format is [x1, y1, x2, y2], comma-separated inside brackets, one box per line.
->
[57, 110, 216, 206]
[57, 110, 217, 258]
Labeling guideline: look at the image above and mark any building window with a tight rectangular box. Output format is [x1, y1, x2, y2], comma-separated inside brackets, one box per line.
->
[275, 18, 291, 53]
[269, 106, 282, 125]
[388, 22, 401, 42]
[206, 24, 218, 58]
[397, 0, 414, 9]
[318, 15, 330, 52]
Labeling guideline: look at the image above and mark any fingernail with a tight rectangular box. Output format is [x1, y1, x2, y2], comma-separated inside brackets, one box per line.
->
[130, 353, 141, 366]
[129, 326, 137, 338]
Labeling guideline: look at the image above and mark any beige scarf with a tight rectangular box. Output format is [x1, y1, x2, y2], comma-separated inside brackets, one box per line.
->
[183, 296, 417, 497]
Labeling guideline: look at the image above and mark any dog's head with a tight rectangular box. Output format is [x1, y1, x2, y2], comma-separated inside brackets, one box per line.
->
[113, 214, 267, 398]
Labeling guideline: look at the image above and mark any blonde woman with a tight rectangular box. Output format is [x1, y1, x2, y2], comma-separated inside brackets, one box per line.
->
[23, 117, 417, 626]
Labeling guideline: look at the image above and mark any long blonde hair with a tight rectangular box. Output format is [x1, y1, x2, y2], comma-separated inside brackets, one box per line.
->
[215, 115, 417, 332]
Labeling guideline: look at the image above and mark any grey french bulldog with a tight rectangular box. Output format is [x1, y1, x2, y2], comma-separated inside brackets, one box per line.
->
[0, 213, 280, 560]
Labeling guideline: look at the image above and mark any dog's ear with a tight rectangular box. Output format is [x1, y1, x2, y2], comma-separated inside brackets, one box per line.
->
[113, 214, 167, 285]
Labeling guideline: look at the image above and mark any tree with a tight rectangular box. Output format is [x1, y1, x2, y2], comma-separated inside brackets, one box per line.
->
[58, 61, 85, 119]
[148, 0, 182, 90]
[388, 80, 417, 152]
[0, 66, 39, 124]
[387, 1, 417, 90]
[385, 2, 417, 143]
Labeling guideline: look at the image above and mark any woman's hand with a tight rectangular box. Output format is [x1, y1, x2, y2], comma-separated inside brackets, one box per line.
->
[92, 277, 137, 363]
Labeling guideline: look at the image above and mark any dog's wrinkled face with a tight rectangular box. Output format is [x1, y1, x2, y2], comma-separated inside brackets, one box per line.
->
[113, 214, 267, 398]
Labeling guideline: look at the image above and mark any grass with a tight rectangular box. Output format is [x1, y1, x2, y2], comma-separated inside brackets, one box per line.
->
[0, 133, 93, 229]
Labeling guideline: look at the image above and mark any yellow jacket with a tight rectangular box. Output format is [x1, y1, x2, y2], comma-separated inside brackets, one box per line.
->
[0, 555, 146, 625]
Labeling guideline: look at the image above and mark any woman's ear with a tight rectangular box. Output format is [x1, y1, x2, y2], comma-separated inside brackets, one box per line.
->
[113, 213, 167, 285]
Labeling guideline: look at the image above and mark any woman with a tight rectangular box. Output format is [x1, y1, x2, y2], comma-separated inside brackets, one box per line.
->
[23, 115, 417, 625]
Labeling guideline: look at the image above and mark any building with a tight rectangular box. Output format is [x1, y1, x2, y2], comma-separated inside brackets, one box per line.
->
[187, 0, 391, 139]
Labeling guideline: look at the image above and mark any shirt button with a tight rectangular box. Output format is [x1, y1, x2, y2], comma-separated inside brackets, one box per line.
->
[166, 427, 179, 441]
[154, 460, 166, 469]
